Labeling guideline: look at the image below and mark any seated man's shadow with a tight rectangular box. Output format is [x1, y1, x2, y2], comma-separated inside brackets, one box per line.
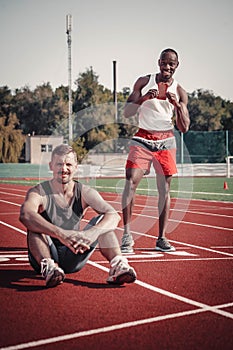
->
[0, 269, 45, 291]
[0, 269, 124, 291]
[65, 277, 124, 289]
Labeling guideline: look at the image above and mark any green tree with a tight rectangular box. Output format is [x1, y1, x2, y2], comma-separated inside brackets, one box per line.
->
[13, 83, 68, 135]
[73, 67, 113, 112]
[0, 86, 12, 117]
[72, 67, 119, 153]
[220, 99, 233, 130]
[71, 137, 88, 163]
[188, 89, 230, 131]
[0, 113, 25, 163]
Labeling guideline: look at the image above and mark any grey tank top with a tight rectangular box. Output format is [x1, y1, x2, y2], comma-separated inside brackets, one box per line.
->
[39, 181, 83, 245]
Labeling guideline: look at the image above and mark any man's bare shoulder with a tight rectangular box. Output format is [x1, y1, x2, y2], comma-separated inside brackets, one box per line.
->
[25, 183, 48, 202]
[126, 75, 151, 103]
[134, 74, 150, 90]
[27, 183, 44, 194]
[81, 184, 115, 213]
[177, 83, 188, 104]
[81, 184, 102, 201]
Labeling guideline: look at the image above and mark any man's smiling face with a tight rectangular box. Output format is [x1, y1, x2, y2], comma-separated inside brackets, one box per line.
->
[49, 152, 77, 184]
[158, 51, 179, 82]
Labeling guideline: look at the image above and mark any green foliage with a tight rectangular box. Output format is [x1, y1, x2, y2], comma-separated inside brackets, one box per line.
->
[12, 83, 69, 135]
[0, 86, 12, 117]
[72, 68, 121, 153]
[73, 67, 112, 112]
[188, 89, 233, 131]
[1, 67, 233, 163]
[71, 137, 88, 163]
[0, 113, 25, 162]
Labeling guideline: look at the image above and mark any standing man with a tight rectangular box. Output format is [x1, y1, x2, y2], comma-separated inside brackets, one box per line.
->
[20, 144, 136, 287]
[121, 48, 190, 253]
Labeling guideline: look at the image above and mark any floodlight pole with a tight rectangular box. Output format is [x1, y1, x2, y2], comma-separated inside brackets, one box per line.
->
[113, 61, 118, 153]
[113, 60, 117, 123]
[66, 14, 73, 143]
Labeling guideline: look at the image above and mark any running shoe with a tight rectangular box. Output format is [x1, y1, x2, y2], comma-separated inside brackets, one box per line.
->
[121, 233, 134, 254]
[155, 238, 176, 252]
[41, 258, 65, 288]
[107, 256, 137, 285]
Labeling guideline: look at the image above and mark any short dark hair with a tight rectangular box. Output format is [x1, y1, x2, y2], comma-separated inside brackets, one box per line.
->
[51, 144, 77, 162]
[160, 48, 179, 60]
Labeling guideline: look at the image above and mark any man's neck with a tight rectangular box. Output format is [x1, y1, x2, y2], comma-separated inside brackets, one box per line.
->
[156, 73, 173, 85]
[50, 179, 75, 195]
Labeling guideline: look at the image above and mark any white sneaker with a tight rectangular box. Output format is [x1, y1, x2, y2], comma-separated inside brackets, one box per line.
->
[121, 233, 135, 254]
[107, 256, 136, 285]
[41, 258, 65, 288]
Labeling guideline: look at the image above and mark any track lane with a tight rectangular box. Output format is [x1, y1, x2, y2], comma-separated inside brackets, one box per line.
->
[0, 184, 232, 350]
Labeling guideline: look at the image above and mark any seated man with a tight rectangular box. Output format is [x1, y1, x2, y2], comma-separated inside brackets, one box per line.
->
[20, 144, 136, 288]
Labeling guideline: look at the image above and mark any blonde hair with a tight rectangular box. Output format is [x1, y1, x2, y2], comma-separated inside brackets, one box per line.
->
[51, 144, 77, 163]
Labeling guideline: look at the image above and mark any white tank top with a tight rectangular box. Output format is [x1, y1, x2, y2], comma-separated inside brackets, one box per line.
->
[138, 74, 179, 131]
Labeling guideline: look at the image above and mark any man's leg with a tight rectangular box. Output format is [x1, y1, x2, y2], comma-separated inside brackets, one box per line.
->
[121, 167, 144, 253]
[66, 215, 136, 285]
[155, 174, 175, 252]
[98, 230, 136, 285]
[27, 231, 51, 266]
[27, 231, 65, 287]
[156, 174, 172, 238]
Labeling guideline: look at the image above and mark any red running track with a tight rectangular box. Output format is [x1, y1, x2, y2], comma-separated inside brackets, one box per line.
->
[0, 184, 233, 350]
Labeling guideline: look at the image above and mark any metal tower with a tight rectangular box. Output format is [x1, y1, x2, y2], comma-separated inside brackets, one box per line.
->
[66, 14, 73, 142]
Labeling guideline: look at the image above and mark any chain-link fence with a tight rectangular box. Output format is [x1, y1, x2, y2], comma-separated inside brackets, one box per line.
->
[175, 130, 233, 163]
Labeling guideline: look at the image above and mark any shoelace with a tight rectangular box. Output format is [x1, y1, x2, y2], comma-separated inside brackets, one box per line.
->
[122, 234, 133, 245]
[41, 259, 53, 277]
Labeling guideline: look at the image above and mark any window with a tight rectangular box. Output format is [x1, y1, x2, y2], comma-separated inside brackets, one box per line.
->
[41, 144, 46, 152]
[41, 144, 53, 152]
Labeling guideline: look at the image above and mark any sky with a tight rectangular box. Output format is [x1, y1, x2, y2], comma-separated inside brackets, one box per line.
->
[0, 0, 233, 101]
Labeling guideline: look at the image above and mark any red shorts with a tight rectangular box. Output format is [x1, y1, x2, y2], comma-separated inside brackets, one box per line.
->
[126, 129, 177, 175]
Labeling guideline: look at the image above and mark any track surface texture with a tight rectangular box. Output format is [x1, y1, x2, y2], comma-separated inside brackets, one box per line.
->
[0, 184, 232, 350]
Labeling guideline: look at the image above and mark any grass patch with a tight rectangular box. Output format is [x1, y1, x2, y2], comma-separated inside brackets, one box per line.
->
[0, 176, 232, 202]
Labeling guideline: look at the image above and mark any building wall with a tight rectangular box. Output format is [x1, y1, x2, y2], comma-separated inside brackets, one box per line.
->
[25, 135, 64, 164]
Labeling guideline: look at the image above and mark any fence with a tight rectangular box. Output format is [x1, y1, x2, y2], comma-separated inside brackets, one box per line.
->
[0, 131, 233, 178]
[175, 130, 233, 163]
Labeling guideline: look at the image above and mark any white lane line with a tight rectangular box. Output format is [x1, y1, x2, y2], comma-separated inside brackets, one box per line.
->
[0, 308, 208, 350]
[0, 221, 26, 235]
[109, 199, 233, 219]
[128, 213, 233, 232]
[0, 263, 29, 266]
[0, 187, 28, 193]
[0, 223, 232, 350]
[1, 197, 232, 231]
[0, 255, 28, 258]
[1, 299, 233, 350]
[1, 190, 233, 220]
[169, 239, 233, 257]
[0, 191, 25, 198]
[95, 185, 233, 197]
[0, 200, 21, 206]
[126, 230, 233, 257]
[0, 218, 232, 259]
[93, 257, 233, 264]
[88, 261, 233, 320]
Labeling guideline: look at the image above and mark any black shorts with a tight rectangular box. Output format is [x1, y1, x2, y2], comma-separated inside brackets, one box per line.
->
[28, 216, 102, 274]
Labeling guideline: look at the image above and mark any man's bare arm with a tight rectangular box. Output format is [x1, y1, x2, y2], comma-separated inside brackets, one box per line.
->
[19, 188, 91, 254]
[124, 76, 155, 117]
[166, 85, 190, 133]
[80, 185, 121, 242]
[19, 188, 59, 236]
